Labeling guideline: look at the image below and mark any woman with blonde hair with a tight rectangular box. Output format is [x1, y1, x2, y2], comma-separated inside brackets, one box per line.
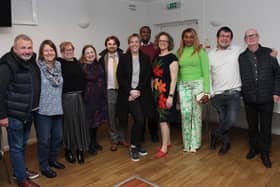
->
[177, 28, 210, 152]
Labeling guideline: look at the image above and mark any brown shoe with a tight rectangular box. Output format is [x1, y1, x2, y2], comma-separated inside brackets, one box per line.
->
[119, 140, 129, 148]
[110, 143, 118, 151]
[18, 179, 40, 187]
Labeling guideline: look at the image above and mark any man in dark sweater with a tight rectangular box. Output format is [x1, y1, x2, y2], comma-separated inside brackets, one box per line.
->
[239, 28, 280, 168]
[139, 26, 159, 142]
[0, 34, 41, 186]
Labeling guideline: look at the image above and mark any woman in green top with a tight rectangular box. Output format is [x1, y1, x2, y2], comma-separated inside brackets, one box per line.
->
[177, 28, 210, 152]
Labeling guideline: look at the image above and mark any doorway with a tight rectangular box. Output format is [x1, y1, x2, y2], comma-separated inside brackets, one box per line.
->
[156, 19, 199, 53]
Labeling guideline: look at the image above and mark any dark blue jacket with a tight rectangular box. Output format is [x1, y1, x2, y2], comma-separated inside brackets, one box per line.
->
[0, 50, 40, 121]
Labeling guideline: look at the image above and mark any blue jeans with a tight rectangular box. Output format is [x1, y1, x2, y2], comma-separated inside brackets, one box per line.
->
[211, 91, 241, 144]
[7, 117, 32, 183]
[34, 114, 63, 171]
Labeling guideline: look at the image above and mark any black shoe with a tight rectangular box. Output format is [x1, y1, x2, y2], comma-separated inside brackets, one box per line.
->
[49, 160, 65, 169]
[65, 149, 76, 163]
[210, 132, 217, 150]
[130, 147, 139, 162]
[41, 168, 57, 178]
[261, 154, 272, 168]
[94, 143, 103, 151]
[137, 146, 148, 156]
[77, 150, 85, 164]
[88, 143, 98, 155]
[246, 149, 259, 160]
[218, 143, 230, 155]
[151, 134, 159, 143]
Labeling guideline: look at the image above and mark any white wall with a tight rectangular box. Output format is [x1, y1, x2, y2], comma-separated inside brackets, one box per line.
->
[146, 0, 280, 134]
[2, 0, 280, 150]
[0, 0, 148, 56]
[0, 0, 148, 150]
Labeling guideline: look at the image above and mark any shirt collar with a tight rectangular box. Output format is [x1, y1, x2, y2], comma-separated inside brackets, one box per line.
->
[215, 45, 233, 51]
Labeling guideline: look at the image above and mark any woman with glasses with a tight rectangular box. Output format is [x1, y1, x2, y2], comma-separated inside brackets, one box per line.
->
[153, 32, 178, 158]
[58, 41, 89, 164]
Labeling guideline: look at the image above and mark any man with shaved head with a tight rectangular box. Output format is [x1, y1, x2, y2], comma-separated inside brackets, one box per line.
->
[239, 29, 280, 168]
[0, 34, 41, 186]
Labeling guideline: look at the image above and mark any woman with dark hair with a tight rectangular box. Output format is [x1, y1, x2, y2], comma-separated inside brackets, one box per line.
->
[58, 41, 89, 164]
[35, 39, 64, 178]
[177, 28, 210, 152]
[153, 32, 178, 158]
[80, 45, 107, 155]
[117, 33, 154, 161]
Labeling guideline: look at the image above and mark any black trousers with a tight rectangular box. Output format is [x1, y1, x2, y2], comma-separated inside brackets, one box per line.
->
[245, 102, 274, 154]
[119, 99, 145, 147]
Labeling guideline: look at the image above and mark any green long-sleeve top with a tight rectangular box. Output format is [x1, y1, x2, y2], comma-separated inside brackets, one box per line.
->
[178, 46, 210, 93]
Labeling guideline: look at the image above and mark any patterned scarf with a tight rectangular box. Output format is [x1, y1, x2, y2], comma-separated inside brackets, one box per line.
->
[38, 60, 63, 87]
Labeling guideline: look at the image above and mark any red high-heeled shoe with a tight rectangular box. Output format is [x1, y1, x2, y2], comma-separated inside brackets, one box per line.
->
[155, 150, 168, 158]
[156, 144, 172, 151]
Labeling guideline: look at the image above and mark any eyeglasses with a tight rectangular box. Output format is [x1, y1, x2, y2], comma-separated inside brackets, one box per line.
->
[64, 48, 74, 52]
[158, 40, 169, 43]
[245, 34, 258, 39]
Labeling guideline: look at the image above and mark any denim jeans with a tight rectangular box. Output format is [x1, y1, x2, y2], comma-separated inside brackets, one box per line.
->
[211, 91, 241, 144]
[34, 114, 63, 171]
[7, 117, 32, 183]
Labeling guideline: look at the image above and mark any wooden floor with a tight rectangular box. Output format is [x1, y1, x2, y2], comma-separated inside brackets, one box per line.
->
[1, 123, 280, 187]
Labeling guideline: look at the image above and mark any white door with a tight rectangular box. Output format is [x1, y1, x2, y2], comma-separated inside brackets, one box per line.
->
[156, 19, 199, 54]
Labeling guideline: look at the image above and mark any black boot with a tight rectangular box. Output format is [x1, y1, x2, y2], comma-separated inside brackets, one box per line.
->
[65, 149, 76, 163]
[92, 128, 103, 151]
[77, 150, 85, 164]
[210, 131, 217, 150]
[261, 153, 272, 168]
[246, 149, 259, 160]
[88, 128, 98, 155]
[94, 127, 103, 151]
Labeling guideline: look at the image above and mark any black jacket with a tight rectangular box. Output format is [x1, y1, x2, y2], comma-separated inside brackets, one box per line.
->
[116, 51, 154, 119]
[0, 49, 41, 121]
[99, 48, 123, 86]
[238, 45, 280, 104]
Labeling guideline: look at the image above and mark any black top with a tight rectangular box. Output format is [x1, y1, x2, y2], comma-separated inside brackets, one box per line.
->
[57, 57, 86, 93]
[0, 50, 41, 121]
[239, 45, 280, 104]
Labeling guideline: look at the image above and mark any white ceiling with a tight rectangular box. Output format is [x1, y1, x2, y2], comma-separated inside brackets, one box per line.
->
[128, 0, 160, 3]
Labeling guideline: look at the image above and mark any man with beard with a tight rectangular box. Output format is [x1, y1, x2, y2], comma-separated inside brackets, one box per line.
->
[99, 36, 129, 151]
[0, 34, 41, 187]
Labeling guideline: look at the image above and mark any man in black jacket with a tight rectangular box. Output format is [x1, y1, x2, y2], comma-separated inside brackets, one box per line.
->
[99, 36, 129, 152]
[0, 34, 41, 187]
[239, 29, 280, 168]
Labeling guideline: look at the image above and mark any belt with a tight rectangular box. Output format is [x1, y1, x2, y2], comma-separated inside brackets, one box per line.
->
[222, 89, 240, 94]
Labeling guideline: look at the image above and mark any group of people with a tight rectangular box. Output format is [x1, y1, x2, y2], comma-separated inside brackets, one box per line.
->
[0, 25, 279, 187]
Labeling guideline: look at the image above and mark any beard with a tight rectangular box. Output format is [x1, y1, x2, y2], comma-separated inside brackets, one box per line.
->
[20, 54, 33, 61]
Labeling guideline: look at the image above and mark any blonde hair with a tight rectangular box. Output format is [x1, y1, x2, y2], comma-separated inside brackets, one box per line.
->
[59, 41, 75, 53]
[177, 28, 201, 58]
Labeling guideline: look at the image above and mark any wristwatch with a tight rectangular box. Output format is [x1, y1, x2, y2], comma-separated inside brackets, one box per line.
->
[169, 94, 174, 97]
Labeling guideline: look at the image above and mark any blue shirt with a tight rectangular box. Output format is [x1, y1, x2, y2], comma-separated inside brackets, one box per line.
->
[38, 61, 63, 115]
